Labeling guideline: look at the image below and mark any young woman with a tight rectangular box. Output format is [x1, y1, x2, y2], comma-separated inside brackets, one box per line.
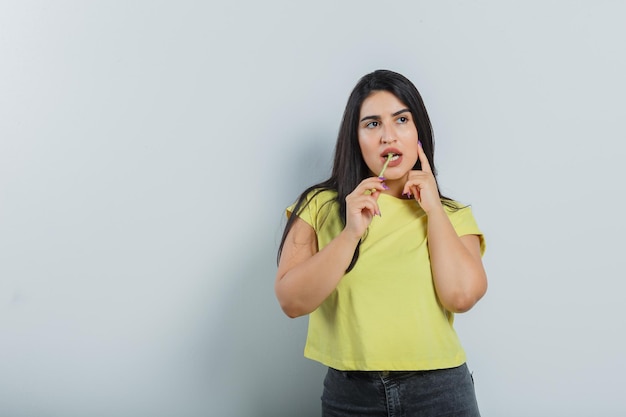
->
[275, 69, 487, 417]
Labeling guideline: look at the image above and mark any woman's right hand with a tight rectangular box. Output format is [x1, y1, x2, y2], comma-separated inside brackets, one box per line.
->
[344, 177, 387, 239]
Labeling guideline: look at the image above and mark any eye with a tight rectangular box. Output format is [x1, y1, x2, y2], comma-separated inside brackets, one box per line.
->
[365, 121, 379, 128]
[397, 116, 408, 124]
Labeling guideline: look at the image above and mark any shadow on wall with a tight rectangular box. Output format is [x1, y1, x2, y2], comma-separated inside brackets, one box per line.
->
[204, 249, 325, 417]
[196, 135, 332, 416]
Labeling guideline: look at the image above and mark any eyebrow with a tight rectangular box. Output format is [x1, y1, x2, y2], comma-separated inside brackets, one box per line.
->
[360, 108, 411, 122]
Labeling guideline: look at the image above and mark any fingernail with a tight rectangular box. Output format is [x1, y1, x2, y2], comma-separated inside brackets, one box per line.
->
[378, 176, 386, 181]
[418, 140, 422, 147]
[382, 183, 389, 190]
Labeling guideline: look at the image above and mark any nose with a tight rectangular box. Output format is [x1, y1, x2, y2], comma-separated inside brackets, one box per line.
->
[380, 128, 397, 144]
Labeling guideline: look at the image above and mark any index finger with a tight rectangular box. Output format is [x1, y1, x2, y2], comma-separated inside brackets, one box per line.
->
[417, 140, 432, 173]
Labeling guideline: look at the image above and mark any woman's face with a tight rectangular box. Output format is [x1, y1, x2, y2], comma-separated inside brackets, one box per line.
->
[357, 90, 419, 180]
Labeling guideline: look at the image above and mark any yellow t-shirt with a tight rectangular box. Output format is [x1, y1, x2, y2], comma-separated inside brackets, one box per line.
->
[287, 189, 485, 371]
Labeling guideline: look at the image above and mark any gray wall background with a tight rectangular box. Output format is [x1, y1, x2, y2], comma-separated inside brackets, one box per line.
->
[1, 1, 625, 416]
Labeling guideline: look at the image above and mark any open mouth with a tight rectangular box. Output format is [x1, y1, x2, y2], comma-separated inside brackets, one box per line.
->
[381, 152, 401, 161]
[378, 152, 401, 177]
[381, 147, 402, 159]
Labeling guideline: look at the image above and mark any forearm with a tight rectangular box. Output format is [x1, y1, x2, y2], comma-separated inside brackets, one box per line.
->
[276, 230, 361, 318]
[426, 207, 487, 313]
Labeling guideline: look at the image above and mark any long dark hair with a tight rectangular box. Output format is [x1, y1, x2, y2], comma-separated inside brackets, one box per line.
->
[277, 69, 454, 271]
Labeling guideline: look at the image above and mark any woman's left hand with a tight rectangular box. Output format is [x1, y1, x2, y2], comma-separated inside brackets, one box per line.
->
[402, 141, 442, 214]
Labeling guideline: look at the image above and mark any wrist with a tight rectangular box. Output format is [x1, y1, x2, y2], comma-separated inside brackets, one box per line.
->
[424, 203, 446, 218]
[339, 228, 363, 247]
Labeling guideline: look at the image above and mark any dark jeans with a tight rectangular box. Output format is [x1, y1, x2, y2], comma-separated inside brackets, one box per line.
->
[321, 363, 480, 417]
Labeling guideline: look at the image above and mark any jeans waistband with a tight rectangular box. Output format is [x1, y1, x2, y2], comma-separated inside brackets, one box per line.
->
[330, 364, 466, 380]
[330, 368, 423, 380]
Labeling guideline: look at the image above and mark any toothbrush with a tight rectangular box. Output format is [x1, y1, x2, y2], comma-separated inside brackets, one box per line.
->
[378, 153, 394, 178]
[366, 153, 393, 195]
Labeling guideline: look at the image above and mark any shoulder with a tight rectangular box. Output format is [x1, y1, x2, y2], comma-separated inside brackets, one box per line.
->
[287, 188, 338, 219]
[306, 189, 337, 205]
[442, 199, 469, 212]
[442, 199, 486, 254]
[442, 199, 477, 221]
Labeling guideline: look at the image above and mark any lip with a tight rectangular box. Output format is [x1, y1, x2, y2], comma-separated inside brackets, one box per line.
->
[386, 154, 402, 168]
[380, 147, 402, 158]
[380, 148, 403, 171]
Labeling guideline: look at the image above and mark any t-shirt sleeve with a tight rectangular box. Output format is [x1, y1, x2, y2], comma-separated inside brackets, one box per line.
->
[448, 205, 486, 256]
[286, 203, 296, 219]
[286, 196, 316, 228]
[285, 190, 338, 233]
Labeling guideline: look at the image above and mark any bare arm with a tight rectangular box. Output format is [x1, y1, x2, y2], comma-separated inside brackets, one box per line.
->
[426, 208, 487, 313]
[403, 142, 487, 313]
[275, 218, 360, 318]
[275, 177, 388, 318]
